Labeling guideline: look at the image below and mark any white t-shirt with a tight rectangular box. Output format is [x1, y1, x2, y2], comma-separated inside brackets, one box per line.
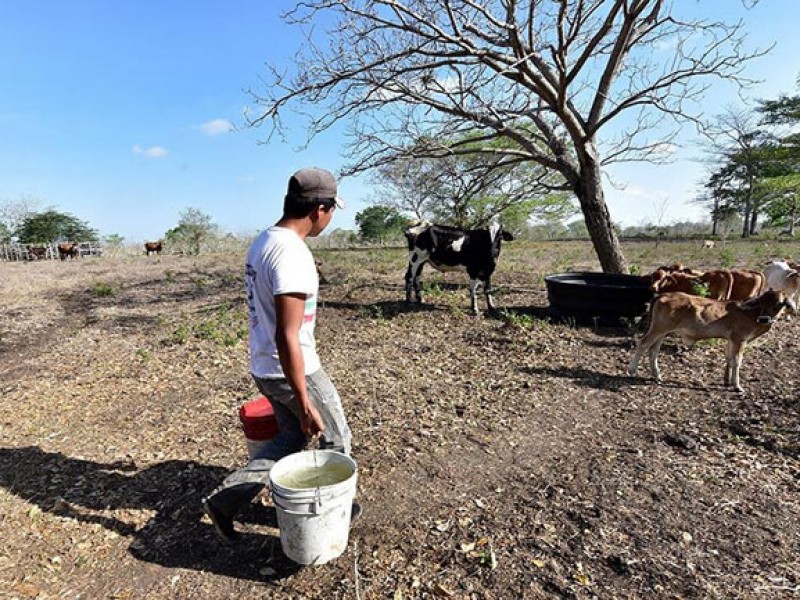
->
[245, 226, 321, 378]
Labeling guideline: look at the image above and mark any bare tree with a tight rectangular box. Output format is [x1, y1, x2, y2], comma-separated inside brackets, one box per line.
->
[0, 194, 44, 236]
[249, 0, 767, 272]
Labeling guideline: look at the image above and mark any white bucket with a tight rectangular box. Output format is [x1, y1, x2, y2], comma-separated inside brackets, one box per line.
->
[269, 450, 358, 565]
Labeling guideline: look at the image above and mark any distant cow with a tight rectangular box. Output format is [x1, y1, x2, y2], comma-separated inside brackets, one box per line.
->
[404, 221, 514, 314]
[144, 241, 163, 256]
[28, 246, 47, 260]
[628, 290, 795, 392]
[58, 242, 80, 260]
[764, 261, 800, 305]
[702, 239, 715, 249]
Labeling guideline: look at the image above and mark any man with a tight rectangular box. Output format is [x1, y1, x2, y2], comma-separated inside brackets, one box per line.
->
[202, 167, 355, 543]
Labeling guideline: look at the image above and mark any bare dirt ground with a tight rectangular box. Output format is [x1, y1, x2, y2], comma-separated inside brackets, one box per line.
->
[1, 240, 799, 599]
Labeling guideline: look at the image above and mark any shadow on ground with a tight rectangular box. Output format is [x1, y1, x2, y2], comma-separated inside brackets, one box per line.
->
[55, 267, 243, 334]
[324, 299, 442, 319]
[521, 365, 654, 391]
[0, 446, 301, 582]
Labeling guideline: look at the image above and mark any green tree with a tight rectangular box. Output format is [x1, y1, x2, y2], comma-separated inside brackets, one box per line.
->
[164, 207, 219, 255]
[374, 146, 576, 232]
[15, 210, 97, 244]
[324, 228, 359, 247]
[701, 108, 778, 237]
[354, 206, 410, 243]
[0, 221, 11, 243]
[103, 233, 125, 248]
[756, 90, 800, 234]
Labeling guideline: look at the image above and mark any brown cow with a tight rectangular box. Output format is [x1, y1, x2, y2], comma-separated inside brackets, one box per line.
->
[643, 264, 704, 288]
[727, 269, 765, 301]
[58, 242, 80, 260]
[144, 241, 163, 256]
[28, 246, 47, 260]
[628, 290, 796, 392]
[651, 270, 731, 300]
[699, 270, 734, 300]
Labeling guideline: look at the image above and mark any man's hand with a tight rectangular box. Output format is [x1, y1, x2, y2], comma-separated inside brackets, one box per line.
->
[300, 403, 325, 437]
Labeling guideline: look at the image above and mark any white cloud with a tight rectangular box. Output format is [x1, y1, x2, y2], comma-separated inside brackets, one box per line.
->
[133, 145, 168, 158]
[200, 118, 233, 136]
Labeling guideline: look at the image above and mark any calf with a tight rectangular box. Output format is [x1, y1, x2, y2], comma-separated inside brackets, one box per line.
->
[144, 241, 163, 256]
[651, 270, 731, 300]
[58, 242, 80, 260]
[763, 261, 800, 305]
[643, 264, 704, 288]
[404, 221, 514, 314]
[727, 269, 765, 301]
[628, 290, 795, 392]
[28, 246, 47, 260]
[702, 239, 715, 249]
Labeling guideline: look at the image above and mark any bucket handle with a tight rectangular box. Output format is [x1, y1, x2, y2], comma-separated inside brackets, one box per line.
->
[272, 486, 325, 515]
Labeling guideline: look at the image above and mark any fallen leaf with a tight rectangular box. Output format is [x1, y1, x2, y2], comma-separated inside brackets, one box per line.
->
[433, 582, 454, 597]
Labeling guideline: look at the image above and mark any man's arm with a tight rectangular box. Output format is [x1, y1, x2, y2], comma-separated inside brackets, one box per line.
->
[274, 293, 325, 436]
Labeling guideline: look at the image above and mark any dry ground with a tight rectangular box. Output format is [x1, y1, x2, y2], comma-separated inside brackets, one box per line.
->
[1, 239, 799, 599]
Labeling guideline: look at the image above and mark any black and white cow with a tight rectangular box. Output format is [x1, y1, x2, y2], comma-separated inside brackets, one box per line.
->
[404, 221, 514, 314]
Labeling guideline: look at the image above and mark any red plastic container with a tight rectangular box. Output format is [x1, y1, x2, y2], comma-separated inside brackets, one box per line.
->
[239, 397, 278, 458]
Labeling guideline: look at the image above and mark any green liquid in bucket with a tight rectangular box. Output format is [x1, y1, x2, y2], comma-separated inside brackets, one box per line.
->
[276, 463, 353, 489]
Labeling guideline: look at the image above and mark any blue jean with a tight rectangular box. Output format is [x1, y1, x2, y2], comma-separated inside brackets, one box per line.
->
[204, 368, 351, 518]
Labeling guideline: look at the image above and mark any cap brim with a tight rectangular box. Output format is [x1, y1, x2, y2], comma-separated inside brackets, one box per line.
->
[334, 196, 345, 209]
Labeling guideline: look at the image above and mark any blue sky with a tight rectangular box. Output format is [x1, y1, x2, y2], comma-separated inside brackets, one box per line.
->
[1, 1, 799, 243]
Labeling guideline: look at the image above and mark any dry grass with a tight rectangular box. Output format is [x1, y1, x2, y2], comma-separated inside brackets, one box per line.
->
[1, 239, 799, 599]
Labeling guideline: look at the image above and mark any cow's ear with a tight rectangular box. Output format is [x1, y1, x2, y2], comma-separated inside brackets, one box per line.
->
[502, 231, 514, 241]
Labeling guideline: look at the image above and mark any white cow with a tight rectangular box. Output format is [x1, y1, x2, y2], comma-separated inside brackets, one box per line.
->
[763, 261, 800, 306]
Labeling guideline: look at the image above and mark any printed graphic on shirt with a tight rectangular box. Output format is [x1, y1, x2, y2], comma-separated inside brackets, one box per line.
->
[304, 294, 317, 324]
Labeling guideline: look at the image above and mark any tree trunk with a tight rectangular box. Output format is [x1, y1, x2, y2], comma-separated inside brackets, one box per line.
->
[711, 198, 719, 236]
[741, 201, 751, 238]
[574, 150, 626, 274]
[750, 210, 758, 235]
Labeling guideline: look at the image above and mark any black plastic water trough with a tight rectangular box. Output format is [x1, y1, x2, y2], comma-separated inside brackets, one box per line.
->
[545, 271, 654, 324]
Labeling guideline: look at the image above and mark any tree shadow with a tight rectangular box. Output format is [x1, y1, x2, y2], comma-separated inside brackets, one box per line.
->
[484, 305, 553, 321]
[323, 299, 442, 319]
[0, 446, 301, 582]
[55, 267, 243, 334]
[521, 365, 644, 391]
[521, 365, 711, 392]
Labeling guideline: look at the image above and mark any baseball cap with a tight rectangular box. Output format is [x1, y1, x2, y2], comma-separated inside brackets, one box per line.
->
[287, 167, 345, 209]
